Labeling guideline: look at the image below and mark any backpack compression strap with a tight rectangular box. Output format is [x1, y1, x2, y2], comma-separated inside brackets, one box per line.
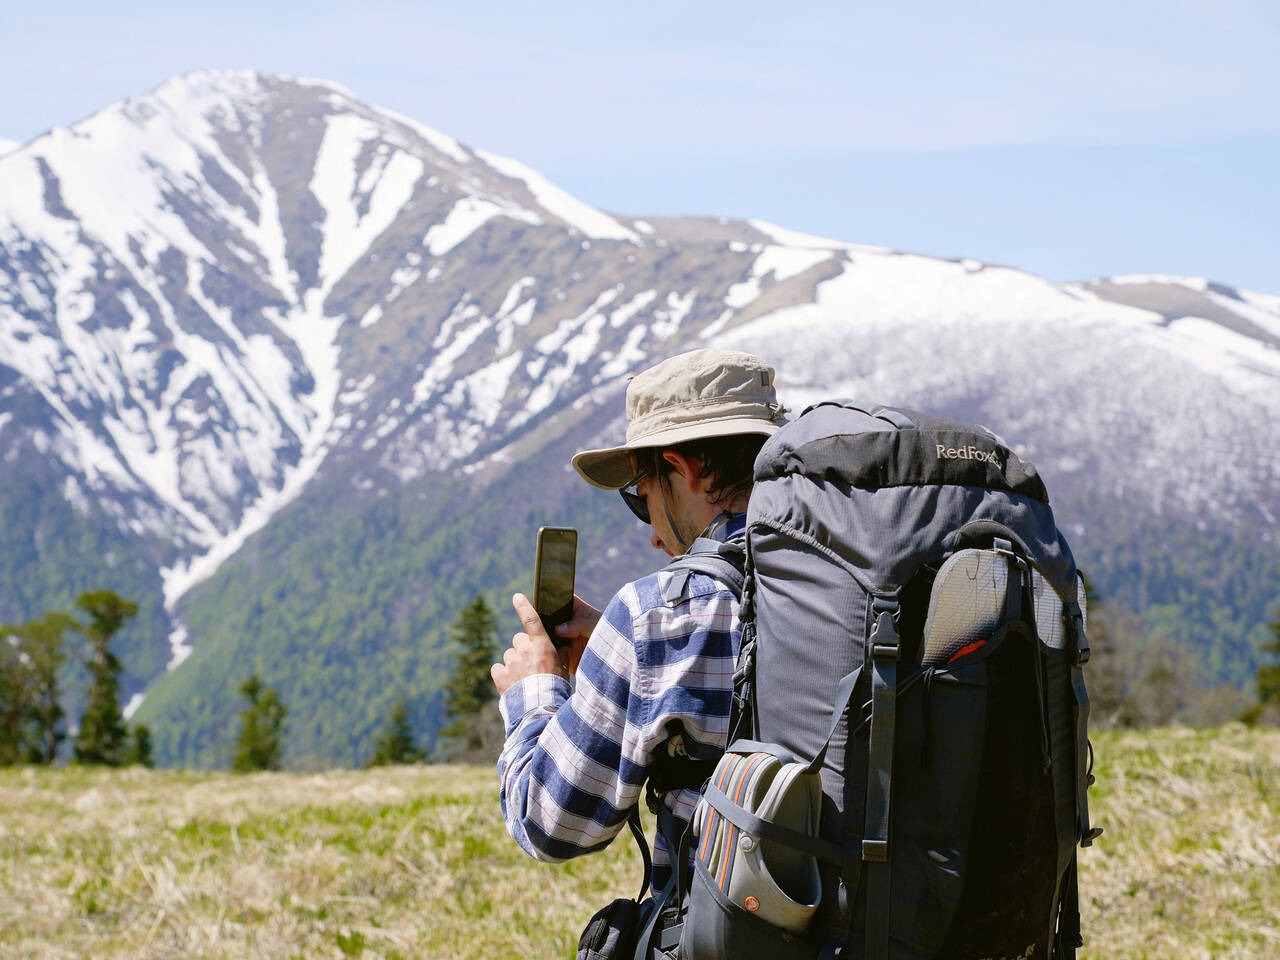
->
[660, 536, 746, 604]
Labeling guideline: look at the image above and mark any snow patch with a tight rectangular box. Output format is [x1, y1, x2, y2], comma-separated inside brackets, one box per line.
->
[449, 351, 522, 427]
[369, 104, 472, 164]
[652, 290, 696, 341]
[499, 277, 537, 317]
[310, 114, 423, 295]
[1209, 290, 1280, 342]
[700, 308, 735, 339]
[725, 278, 762, 309]
[748, 218, 887, 253]
[167, 623, 193, 670]
[610, 290, 657, 328]
[424, 197, 501, 256]
[754, 246, 836, 283]
[497, 297, 538, 353]
[476, 148, 641, 243]
[726, 245, 835, 309]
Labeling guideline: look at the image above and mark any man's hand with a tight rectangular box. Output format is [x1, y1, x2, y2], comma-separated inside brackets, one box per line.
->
[491, 593, 571, 696]
[553, 594, 602, 674]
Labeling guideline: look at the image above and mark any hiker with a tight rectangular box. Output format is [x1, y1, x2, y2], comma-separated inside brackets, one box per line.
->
[492, 353, 1101, 960]
[490, 349, 785, 939]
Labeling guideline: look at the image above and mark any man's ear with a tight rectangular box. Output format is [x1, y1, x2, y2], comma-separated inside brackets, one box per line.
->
[661, 449, 703, 493]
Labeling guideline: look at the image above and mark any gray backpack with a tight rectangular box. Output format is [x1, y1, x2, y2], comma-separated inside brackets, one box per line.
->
[645, 401, 1101, 960]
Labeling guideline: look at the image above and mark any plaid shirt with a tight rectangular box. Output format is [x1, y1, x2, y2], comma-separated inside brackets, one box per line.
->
[497, 513, 746, 891]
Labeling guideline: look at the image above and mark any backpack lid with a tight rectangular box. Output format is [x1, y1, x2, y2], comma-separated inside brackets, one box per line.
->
[754, 401, 1048, 503]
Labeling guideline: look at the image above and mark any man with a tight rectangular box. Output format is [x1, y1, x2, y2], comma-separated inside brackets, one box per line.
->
[490, 348, 786, 898]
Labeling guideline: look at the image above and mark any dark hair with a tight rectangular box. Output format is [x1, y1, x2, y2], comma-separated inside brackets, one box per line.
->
[652, 434, 767, 506]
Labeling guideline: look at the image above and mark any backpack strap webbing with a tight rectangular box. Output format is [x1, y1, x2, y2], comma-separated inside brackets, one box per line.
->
[660, 536, 746, 604]
[1065, 601, 1101, 850]
[626, 808, 653, 902]
[863, 595, 902, 960]
[633, 800, 693, 960]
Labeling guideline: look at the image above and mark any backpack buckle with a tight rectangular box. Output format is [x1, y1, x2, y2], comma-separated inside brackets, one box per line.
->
[861, 839, 888, 862]
[1074, 638, 1091, 666]
[871, 642, 899, 662]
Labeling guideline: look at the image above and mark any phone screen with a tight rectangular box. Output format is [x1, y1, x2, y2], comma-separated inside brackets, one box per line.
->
[534, 526, 577, 647]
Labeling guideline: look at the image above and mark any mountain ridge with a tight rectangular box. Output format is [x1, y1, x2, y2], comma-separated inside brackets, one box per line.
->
[1, 70, 1276, 765]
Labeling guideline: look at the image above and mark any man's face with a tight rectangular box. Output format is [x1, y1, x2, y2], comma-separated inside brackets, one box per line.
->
[629, 451, 703, 557]
[635, 471, 679, 557]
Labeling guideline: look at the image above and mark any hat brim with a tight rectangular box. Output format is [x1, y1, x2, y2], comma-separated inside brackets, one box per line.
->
[571, 416, 782, 490]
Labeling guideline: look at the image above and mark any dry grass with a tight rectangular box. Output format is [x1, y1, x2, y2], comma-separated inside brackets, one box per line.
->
[1080, 725, 1280, 960]
[0, 764, 642, 959]
[1, 725, 1276, 959]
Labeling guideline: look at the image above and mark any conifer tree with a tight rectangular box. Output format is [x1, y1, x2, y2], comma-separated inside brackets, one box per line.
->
[439, 595, 502, 757]
[1259, 613, 1280, 706]
[22, 612, 74, 764]
[73, 591, 137, 766]
[367, 696, 424, 767]
[232, 673, 288, 771]
[127, 723, 154, 768]
[0, 626, 30, 765]
[1242, 609, 1280, 725]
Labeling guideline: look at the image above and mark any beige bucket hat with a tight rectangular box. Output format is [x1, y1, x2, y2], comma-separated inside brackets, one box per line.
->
[572, 348, 787, 490]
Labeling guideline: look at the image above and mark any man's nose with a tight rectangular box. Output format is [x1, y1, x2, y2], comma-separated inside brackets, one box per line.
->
[650, 532, 665, 552]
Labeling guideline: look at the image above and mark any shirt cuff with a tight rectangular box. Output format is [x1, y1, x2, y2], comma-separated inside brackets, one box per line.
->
[498, 672, 571, 731]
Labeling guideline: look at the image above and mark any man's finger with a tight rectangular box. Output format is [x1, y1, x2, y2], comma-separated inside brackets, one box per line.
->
[512, 593, 549, 638]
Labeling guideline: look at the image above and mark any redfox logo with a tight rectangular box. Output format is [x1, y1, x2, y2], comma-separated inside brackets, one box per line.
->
[936, 443, 1002, 465]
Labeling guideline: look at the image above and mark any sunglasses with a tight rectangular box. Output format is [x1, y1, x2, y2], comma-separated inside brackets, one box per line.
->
[619, 468, 651, 524]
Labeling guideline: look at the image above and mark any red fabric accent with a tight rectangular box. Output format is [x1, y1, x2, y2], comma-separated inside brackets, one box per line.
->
[948, 638, 988, 663]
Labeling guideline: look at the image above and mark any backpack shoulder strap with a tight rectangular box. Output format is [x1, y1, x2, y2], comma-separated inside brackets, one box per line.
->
[661, 536, 746, 604]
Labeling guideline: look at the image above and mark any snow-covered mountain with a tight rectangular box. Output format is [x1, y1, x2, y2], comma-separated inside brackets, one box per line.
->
[1, 71, 1276, 765]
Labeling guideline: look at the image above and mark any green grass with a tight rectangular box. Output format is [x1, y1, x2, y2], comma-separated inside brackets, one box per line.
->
[1, 726, 1277, 959]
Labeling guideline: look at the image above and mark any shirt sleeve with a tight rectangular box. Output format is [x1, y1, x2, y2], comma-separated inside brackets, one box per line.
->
[495, 588, 651, 863]
[495, 574, 739, 869]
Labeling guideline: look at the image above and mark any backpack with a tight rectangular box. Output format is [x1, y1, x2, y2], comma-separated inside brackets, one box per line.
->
[637, 400, 1101, 960]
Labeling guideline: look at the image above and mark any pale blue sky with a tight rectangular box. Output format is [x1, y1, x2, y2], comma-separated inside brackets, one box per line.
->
[3, 1, 1277, 290]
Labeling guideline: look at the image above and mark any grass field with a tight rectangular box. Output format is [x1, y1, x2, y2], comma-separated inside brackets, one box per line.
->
[2, 725, 1277, 959]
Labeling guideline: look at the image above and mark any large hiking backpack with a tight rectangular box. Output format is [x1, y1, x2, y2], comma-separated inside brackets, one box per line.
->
[646, 400, 1100, 960]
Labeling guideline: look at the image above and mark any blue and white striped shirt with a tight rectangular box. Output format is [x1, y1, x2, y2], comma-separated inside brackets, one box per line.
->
[497, 514, 746, 891]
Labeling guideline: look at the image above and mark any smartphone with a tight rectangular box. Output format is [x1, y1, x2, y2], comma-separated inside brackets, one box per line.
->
[533, 526, 577, 647]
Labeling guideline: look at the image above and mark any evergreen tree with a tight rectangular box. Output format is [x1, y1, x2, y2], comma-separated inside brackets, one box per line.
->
[1259, 613, 1280, 706]
[21, 613, 74, 764]
[439, 595, 502, 758]
[1242, 606, 1280, 726]
[0, 626, 30, 765]
[232, 673, 288, 771]
[126, 723, 154, 768]
[73, 591, 137, 766]
[366, 696, 425, 767]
